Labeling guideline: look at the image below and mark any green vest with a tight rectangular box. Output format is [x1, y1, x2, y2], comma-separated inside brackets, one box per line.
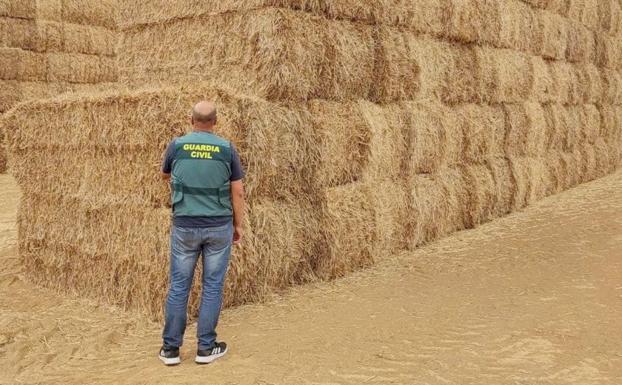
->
[170, 131, 233, 217]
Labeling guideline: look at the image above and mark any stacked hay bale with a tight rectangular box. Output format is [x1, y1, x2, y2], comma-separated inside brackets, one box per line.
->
[0, 0, 118, 172]
[3, 0, 622, 320]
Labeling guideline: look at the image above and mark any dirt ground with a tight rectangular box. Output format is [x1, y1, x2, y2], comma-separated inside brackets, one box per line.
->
[0, 172, 621, 385]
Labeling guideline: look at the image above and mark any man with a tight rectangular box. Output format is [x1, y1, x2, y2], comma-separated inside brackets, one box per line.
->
[158, 101, 245, 366]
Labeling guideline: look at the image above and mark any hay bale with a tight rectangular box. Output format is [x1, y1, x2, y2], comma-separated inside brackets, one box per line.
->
[508, 157, 531, 209]
[544, 0, 572, 15]
[0, 79, 94, 113]
[223, 201, 320, 307]
[593, 137, 613, 175]
[602, 0, 622, 34]
[406, 102, 462, 173]
[0, 48, 47, 81]
[549, 61, 582, 104]
[446, 0, 500, 45]
[603, 109, 621, 166]
[498, 0, 541, 53]
[0, 80, 21, 112]
[370, 29, 460, 103]
[596, 35, 621, 69]
[119, 8, 378, 101]
[60, 22, 117, 56]
[543, 103, 565, 151]
[530, 55, 556, 102]
[563, 105, 582, 151]
[538, 10, 568, 60]
[504, 102, 548, 157]
[409, 37, 455, 101]
[0, 149, 5, 173]
[233, 98, 319, 201]
[528, 157, 554, 202]
[545, 151, 576, 192]
[47, 53, 118, 83]
[322, 180, 411, 260]
[579, 104, 600, 144]
[372, 27, 421, 102]
[0, 17, 38, 51]
[598, 104, 618, 139]
[119, 0, 426, 32]
[315, 182, 375, 279]
[544, 151, 567, 193]
[458, 103, 505, 163]
[388, 0, 451, 36]
[577, 144, 598, 182]
[565, 21, 594, 62]
[18, 192, 171, 317]
[568, 0, 599, 31]
[613, 105, 622, 142]
[367, 180, 411, 254]
[601, 68, 622, 104]
[577, 64, 603, 104]
[0, 0, 36, 19]
[474, 46, 533, 103]
[509, 156, 552, 208]
[409, 169, 468, 247]
[560, 150, 582, 187]
[487, 157, 515, 216]
[307, 100, 371, 187]
[461, 164, 497, 227]
[1, 18, 115, 56]
[36, 0, 62, 22]
[60, 0, 117, 29]
[358, 100, 408, 181]
[118, 0, 452, 36]
[35, 20, 64, 52]
[546, 104, 593, 153]
[442, 44, 478, 104]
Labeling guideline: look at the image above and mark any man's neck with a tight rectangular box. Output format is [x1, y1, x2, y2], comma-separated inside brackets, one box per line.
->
[193, 127, 213, 133]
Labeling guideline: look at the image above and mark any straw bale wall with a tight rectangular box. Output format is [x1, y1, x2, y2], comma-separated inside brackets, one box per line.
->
[118, 5, 622, 102]
[2, 0, 621, 319]
[0, 1, 118, 173]
[4, 88, 620, 319]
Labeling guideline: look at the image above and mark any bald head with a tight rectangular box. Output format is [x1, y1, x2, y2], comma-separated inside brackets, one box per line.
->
[191, 101, 217, 129]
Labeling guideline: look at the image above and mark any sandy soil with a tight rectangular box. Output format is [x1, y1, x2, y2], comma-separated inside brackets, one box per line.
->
[0, 171, 621, 385]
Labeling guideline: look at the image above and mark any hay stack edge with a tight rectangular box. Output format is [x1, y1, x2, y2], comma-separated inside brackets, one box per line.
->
[1, 0, 621, 320]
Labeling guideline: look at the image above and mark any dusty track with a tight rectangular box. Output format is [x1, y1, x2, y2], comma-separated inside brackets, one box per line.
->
[0, 172, 621, 385]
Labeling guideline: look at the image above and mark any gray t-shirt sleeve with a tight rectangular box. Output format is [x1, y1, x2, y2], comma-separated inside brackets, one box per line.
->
[161, 139, 176, 174]
[230, 144, 245, 181]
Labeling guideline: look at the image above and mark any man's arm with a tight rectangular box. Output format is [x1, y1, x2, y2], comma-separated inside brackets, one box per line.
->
[231, 180, 245, 245]
[161, 140, 176, 180]
[229, 143, 246, 245]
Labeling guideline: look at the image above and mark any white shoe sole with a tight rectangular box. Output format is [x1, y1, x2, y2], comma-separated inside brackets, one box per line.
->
[159, 355, 181, 366]
[195, 349, 227, 364]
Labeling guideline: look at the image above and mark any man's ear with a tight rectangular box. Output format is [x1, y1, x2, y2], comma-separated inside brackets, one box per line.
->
[190, 116, 194, 125]
[213, 116, 218, 125]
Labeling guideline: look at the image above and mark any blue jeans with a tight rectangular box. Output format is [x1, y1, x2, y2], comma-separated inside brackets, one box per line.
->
[162, 222, 233, 350]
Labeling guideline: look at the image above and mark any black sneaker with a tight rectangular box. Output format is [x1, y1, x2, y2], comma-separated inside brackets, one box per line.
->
[159, 345, 181, 366]
[195, 342, 228, 364]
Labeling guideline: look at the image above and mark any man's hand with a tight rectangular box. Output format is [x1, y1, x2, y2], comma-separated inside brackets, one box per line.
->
[233, 226, 243, 245]
[231, 180, 245, 246]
